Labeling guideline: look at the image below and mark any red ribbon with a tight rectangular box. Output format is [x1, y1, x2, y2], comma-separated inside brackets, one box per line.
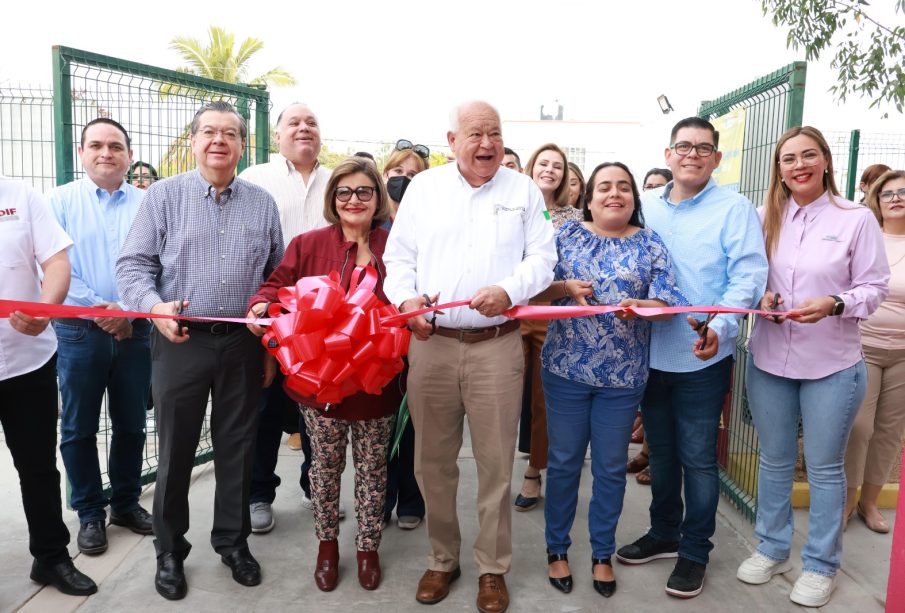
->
[262, 266, 410, 405]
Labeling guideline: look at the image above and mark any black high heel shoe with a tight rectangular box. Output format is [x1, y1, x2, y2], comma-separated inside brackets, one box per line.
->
[547, 550, 573, 594]
[592, 557, 616, 598]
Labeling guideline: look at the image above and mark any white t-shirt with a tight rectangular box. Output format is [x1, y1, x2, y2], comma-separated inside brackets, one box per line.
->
[239, 156, 331, 246]
[0, 177, 72, 381]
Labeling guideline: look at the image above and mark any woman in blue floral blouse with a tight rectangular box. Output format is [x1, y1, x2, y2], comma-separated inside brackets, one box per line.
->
[538, 162, 687, 599]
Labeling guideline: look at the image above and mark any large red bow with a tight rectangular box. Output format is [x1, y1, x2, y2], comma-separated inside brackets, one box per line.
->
[262, 266, 410, 404]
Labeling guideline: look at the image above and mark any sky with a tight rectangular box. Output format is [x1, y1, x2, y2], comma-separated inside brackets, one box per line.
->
[1, 0, 902, 175]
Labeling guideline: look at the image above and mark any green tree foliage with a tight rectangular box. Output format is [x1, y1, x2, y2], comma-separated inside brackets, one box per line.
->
[170, 26, 296, 87]
[762, 0, 905, 114]
[159, 26, 296, 177]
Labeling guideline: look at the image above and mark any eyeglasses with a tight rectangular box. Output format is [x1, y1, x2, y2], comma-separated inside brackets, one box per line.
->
[196, 127, 242, 142]
[396, 139, 430, 160]
[778, 150, 823, 168]
[671, 142, 716, 157]
[335, 186, 376, 203]
[879, 188, 905, 203]
[643, 182, 666, 191]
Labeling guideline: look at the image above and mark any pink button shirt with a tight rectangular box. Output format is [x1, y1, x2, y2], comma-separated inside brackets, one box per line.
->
[749, 192, 889, 379]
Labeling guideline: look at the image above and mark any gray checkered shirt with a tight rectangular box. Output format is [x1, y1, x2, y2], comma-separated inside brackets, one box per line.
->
[116, 170, 284, 318]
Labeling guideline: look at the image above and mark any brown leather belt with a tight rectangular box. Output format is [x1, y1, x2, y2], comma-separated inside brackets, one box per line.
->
[434, 319, 520, 344]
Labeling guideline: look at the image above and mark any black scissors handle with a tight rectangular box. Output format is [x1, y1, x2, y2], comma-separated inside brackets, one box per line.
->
[422, 293, 438, 336]
[175, 298, 186, 336]
[770, 293, 782, 324]
[693, 312, 717, 350]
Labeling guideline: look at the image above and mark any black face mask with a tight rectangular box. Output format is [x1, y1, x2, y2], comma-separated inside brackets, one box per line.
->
[386, 175, 412, 203]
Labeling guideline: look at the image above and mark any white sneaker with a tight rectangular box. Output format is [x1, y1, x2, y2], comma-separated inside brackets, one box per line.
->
[736, 552, 792, 585]
[790, 571, 836, 607]
[301, 494, 346, 519]
[397, 515, 422, 530]
[250, 502, 274, 534]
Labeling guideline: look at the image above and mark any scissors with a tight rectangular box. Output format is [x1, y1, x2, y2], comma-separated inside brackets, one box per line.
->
[692, 312, 717, 351]
[422, 293, 439, 336]
[769, 293, 782, 324]
[175, 298, 186, 337]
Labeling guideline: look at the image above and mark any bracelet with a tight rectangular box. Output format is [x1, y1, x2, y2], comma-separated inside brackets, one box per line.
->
[561, 280, 568, 298]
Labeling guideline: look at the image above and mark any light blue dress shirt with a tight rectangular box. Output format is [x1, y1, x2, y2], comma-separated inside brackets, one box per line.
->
[48, 177, 145, 307]
[642, 179, 768, 373]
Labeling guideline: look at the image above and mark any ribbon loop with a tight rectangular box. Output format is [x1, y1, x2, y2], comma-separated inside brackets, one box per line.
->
[262, 265, 411, 404]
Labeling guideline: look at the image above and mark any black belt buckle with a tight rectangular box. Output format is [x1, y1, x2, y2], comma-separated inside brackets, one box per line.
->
[209, 322, 231, 335]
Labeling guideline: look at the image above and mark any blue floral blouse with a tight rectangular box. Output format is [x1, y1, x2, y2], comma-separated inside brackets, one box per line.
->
[541, 220, 687, 389]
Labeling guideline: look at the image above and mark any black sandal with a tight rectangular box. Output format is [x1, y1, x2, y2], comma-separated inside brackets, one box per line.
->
[547, 550, 573, 594]
[592, 557, 616, 598]
[514, 474, 541, 512]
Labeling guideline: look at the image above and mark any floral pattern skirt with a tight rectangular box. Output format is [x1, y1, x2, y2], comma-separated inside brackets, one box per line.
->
[301, 405, 394, 551]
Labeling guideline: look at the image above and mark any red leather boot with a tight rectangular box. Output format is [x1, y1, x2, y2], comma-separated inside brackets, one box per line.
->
[357, 550, 381, 590]
[314, 540, 339, 591]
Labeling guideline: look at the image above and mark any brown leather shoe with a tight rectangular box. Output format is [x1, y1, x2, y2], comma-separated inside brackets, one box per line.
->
[314, 540, 339, 591]
[415, 566, 461, 604]
[477, 573, 509, 613]
[357, 550, 381, 590]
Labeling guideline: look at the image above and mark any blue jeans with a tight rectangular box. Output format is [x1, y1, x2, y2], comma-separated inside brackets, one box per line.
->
[746, 359, 866, 576]
[54, 320, 151, 523]
[542, 369, 644, 559]
[642, 355, 733, 565]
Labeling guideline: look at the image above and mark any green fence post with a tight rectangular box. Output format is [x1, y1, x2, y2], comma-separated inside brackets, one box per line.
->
[51, 46, 74, 186]
[236, 96, 250, 173]
[784, 61, 807, 130]
[846, 129, 861, 201]
[254, 84, 269, 165]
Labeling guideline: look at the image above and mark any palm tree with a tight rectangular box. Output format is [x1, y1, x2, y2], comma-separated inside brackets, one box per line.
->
[169, 26, 296, 87]
[158, 26, 295, 177]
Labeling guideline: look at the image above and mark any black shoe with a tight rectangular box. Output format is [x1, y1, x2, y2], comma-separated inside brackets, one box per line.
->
[30, 559, 98, 596]
[615, 533, 679, 565]
[514, 474, 541, 512]
[546, 550, 572, 594]
[77, 520, 108, 555]
[221, 547, 261, 586]
[665, 557, 706, 598]
[155, 552, 187, 600]
[592, 557, 616, 598]
[110, 506, 153, 535]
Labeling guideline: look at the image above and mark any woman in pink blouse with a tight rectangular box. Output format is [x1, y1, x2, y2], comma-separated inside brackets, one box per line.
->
[843, 169, 905, 533]
[736, 127, 889, 608]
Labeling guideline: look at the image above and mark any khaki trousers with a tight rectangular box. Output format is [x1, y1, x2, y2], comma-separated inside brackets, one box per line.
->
[408, 330, 523, 575]
[844, 344, 905, 487]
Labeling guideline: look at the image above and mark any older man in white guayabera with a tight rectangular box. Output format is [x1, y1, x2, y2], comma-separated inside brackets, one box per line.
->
[384, 100, 556, 613]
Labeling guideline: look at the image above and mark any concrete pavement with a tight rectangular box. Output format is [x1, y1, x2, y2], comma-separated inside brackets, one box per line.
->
[0, 431, 892, 613]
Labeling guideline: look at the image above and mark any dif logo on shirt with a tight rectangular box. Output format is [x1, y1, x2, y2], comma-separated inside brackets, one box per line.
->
[0, 207, 19, 221]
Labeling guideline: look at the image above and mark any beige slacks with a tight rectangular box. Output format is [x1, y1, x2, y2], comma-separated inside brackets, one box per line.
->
[844, 344, 905, 487]
[407, 331, 523, 575]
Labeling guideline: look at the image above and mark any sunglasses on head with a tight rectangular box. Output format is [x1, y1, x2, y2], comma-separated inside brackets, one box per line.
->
[396, 139, 430, 160]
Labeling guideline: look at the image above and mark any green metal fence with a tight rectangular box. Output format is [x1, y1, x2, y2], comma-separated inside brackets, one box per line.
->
[824, 130, 905, 201]
[49, 46, 271, 498]
[697, 61, 807, 522]
[0, 47, 273, 501]
[0, 85, 56, 192]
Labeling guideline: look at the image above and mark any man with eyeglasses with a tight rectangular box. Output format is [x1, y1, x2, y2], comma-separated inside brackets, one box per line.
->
[238, 103, 340, 534]
[117, 100, 284, 600]
[615, 117, 767, 600]
[384, 100, 556, 613]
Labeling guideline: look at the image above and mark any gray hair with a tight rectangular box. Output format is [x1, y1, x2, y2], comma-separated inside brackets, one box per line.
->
[190, 100, 247, 139]
[448, 100, 501, 133]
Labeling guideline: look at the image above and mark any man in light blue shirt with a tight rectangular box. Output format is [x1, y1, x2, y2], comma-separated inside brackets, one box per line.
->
[616, 117, 768, 599]
[48, 118, 153, 558]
